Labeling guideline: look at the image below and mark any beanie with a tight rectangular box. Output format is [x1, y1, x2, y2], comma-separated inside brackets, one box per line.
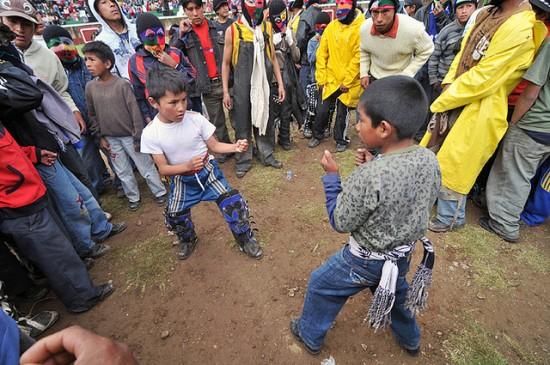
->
[136, 13, 163, 35]
[268, 0, 287, 15]
[213, 0, 228, 11]
[43, 25, 72, 44]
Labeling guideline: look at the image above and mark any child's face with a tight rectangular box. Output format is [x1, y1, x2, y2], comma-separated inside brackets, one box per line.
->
[356, 106, 383, 148]
[455, 2, 476, 24]
[84, 52, 110, 77]
[152, 90, 188, 123]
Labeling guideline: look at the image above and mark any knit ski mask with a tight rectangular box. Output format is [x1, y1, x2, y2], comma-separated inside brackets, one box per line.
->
[137, 13, 166, 56]
[43, 25, 79, 65]
[268, 0, 288, 33]
[336, 0, 355, 22]
[243, 0, 265, 27]
[314, 11, 330, 35]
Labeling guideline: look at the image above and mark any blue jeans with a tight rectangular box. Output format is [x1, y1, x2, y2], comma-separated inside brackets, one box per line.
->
[435, 194, 467, 227]
[297, 245, 420, 351]
[36, 160, 112, 255]
[77, 135, 108, 195]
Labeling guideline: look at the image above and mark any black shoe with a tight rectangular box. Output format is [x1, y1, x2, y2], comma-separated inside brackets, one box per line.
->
[478, 217, 519, 243]
[154, 195, 167, 205]
[264, 158, 283, 169]
[236, 170, 248, 178]
[69, 282, 115, 314]
[19, 285, 49, 301]
[234, 231, 263, 259]
[18, 311, 59, 338]
[82, 243, 111, 259]
[97, 222, 127, 243]
[289, 318, 321, 355]
[335, 143, 347, 153]
[128, 201, 141, 211]
[178, 235, 198, 260]
[308, 137, 321, 148]
[278, 140, 292, 150]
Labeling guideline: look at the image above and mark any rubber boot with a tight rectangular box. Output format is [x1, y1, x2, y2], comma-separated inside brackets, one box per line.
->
[165, 209, 198, 260]
[217, 190, 263, 259]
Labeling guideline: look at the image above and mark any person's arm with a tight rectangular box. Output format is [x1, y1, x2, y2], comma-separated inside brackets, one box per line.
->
[85, 84, 100, 138]
[151, 153, 205, 176]
[402, 27, 434, 77]
[296, 17, 309, 51]
[0, 62, 43, 116]
[270, 36, 286, 102]
[122, 82, 145, 149]
[128, 57, 152, 122]
[307, 38, 317, 66]
[205, 135, 247, 154]
[435, 5, 452, 33]
[222, 27, 234, 109]
[432, 19, 535, 113]
[510, 81, 541, 124]
[315, 29, 329, 88]
[428, 34, 443, 86]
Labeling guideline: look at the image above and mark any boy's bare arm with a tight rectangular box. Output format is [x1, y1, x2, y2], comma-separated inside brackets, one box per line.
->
[222, 28, 233, 109]
[510, 81, 542, 124]
[205, 136, 248, 154]
[151, 153, 205, 176]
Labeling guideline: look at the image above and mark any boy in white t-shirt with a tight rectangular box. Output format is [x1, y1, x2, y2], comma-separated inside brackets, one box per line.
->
[140, 68, 263, 259]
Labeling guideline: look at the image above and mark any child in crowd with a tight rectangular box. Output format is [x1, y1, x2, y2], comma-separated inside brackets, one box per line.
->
[128, 13, 196, 122]
[140, 68, 263, 260]
[83, 41, 167, 211]
[303, 11, 331, 139]
[427, 0, 476, 98]
[43, 25, 109, 196]
[291, 76, 441, 355]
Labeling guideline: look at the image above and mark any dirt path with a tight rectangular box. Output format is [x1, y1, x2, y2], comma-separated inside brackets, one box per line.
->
[32, 132, 550, 365]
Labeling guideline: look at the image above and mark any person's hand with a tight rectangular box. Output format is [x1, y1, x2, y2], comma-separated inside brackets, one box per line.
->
[40, 150, 58, 166]
[339, 84, 349, 93]
[433, 1, 444, 16]
[187, 155, 205, 171]
[277, 84, 286, 103]
[20, 325, 138, 365]
[179, 18, 192, 36]
[320, 149, 339, 174]
[99, 137, 111, 154]
[354, 148, 374, 166]
[133, 140, 141, 153]
[431, 81, 441, 92]
[223, 92, 233, 109]
[74, 111, 86, 133]
[156, 52, 178, 68]
[295, 63, 302, 70]
[360, 76, 369, 90]
[234, 139, 248, 153]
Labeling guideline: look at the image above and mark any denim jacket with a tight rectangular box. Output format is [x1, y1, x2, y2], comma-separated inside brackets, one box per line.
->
[65, 58, 92, 129]
[174, 19, 224, 96]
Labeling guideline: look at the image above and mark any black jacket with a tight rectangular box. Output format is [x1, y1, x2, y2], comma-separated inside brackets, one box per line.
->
[174, 20, 224, 96]
[296, 5, 322, 66]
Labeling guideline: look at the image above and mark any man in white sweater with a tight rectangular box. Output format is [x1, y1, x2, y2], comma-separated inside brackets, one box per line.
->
[359, 0, 434, 89]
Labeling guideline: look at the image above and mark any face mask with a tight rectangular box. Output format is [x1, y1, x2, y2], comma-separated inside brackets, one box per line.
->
[139, 27, 166, 56]
[244, 0, 264, 26]
[270, 9, 288, 33]
[335, 0, 353, 20]
[314, 23, 327, 35]
[47, 36, 79, 64]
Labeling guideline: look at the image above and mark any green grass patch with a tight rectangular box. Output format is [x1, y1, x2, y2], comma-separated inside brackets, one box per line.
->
[513, 244, 550, 274]
[502, 333, 543, 365]
[114, 232, 176, 294]
[445, 320, 508, 365]
[337, 149, 357, 179]
[293, 200, 326, 225]
[444, 225, 507, 289]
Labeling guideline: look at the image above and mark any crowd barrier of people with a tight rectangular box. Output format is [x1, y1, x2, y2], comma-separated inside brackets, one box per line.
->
[0, 0, 548, 361]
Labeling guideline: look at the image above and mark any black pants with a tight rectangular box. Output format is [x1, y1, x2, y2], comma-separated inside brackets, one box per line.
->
[312, 90, 350, 145]
[0, 239, 32, 297]
[0, 208, 100, 312]
[60, 143, 99, 201]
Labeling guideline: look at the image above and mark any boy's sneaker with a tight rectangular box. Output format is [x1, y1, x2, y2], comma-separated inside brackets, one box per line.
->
[70, 282, 115, 313]
[128, 200, 141, 211]
[308, 137, 321, 148]
[428, 218, 464, 233]
[82, 243, 111, 259]
[289, 318, 321, 355]
[154, 195, 167, 205]
[97, 222, 127, 243]
[17, 311, 59, 338]
[335, 143, 347, 153]
[178, 235, 198, 260]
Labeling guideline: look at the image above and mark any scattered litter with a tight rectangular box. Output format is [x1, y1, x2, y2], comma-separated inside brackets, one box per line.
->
[288, 287, 299, 297]
[321, 355, 336, 365]
[361, 343, 368, 351]
[476, 293, 486, 300]
[161, 330, 170, 339]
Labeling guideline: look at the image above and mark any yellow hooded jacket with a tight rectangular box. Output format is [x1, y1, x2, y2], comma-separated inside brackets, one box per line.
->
[315, 10, 364, 108]
[420, 9, 547, 195]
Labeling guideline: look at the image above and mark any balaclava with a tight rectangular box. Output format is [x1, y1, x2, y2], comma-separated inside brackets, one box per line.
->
[242, 0, 265, 27]
[314, 11, 330, 35]
[268, 0, 288, 33]
[43, 25, 79, 66]
[136, 13, 165, 57]
[336, 0, 357, 24]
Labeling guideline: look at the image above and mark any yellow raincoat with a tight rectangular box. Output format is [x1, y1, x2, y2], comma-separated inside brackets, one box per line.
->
[420, 9, 547, 195]
[315, 10, 364, 108]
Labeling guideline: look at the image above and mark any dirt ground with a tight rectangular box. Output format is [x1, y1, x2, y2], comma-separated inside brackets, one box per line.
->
[25, 129, 550, 365]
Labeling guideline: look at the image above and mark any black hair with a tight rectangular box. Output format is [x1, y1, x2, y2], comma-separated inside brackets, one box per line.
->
[82, 41, 115, 70]
[180, 0, 203, 9]
[358, 76, 428, 140]
[146, 67, 189, 101]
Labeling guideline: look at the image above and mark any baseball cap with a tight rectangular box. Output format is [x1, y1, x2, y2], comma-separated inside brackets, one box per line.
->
[455, 0, 477, 6]
[529, 0, 550, 13]
[0, 0, 39, 24]
[213, 0, 229, 11]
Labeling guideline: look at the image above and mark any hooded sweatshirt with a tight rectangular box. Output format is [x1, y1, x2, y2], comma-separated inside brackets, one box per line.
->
[87, 0, 140, 79]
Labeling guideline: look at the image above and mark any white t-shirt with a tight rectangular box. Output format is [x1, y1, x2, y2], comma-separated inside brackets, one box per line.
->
[140, 111, 216, 165]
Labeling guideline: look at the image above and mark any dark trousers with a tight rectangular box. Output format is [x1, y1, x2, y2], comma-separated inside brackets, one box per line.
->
[0, 207, 100, 312]
[60, 143, 99, 201]
[313, 90, 349, 145]
[0, 240, 32, 297]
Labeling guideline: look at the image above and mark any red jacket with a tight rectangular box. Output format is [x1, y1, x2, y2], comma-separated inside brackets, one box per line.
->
[0, 124, 47, 218]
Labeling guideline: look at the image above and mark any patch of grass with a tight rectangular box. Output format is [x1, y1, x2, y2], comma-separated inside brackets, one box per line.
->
[100, 190, 132, 220]
[445, 320, 508, 365]
[114, 232, 176, 294]
[513, 245, 550, 274]
[337, 149, 357, 179]
[445, 225, 507, 289]
[293, 200, 326, 225]
[503, 333, 543, 365]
